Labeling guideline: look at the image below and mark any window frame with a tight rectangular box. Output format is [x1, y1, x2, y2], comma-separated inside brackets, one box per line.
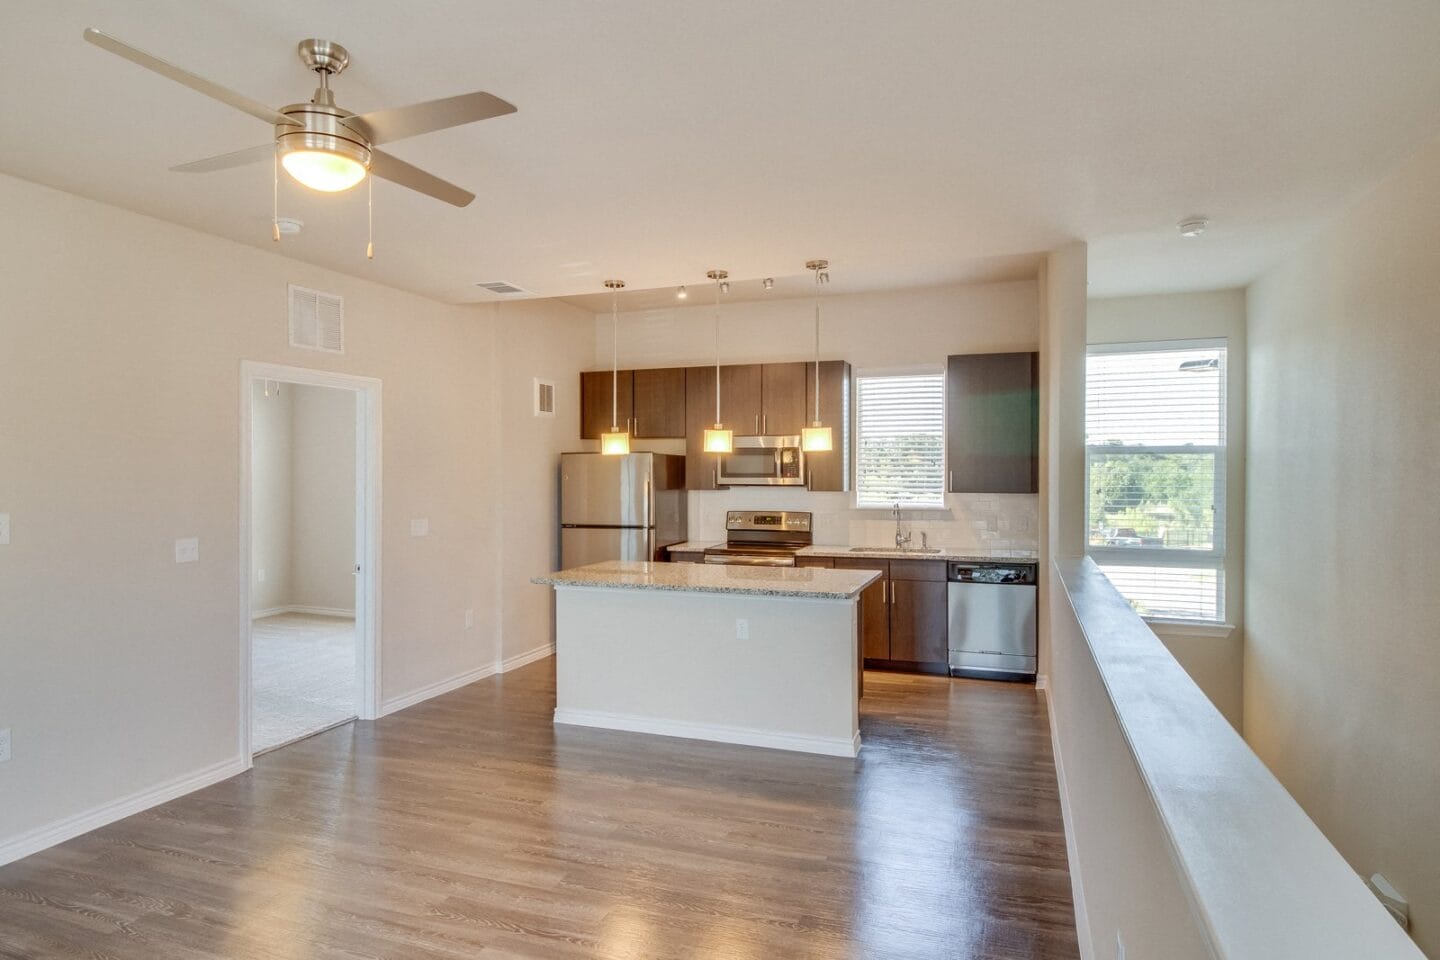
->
[1084, 338, 1229, 622]
[852, 366, 947, 510]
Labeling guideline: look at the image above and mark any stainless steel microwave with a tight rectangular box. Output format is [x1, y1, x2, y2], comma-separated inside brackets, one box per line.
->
[716, 435, 806, 486]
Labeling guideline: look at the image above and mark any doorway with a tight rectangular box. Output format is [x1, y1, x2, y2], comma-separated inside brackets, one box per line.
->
[240, 362, 381, 761]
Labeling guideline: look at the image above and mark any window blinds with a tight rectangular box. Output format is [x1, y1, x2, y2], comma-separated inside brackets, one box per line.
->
[855, 374, 945, 507]
[1086, 343, 1228, 622]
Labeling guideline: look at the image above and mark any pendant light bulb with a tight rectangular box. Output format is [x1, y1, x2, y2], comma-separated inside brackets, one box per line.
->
[676, 285, 688, 300]
[601, 279, 630, 455]
[801, 259, 833, 453]
[705, 269, 732, 455]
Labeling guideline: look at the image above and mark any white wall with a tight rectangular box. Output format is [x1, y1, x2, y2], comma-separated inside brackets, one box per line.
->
[290, 384, 356, 613]
[1088, 289, 1247, 728]
[1246, 128, 1440, 955]
[250, 381, 293, 614]
[0, 172, 503, 851]
[592, 280, 1042, 551]
[492, 298, 597, 664]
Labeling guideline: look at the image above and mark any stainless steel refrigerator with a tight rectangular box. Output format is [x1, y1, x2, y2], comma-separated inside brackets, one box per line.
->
[560, 453, 687, 568]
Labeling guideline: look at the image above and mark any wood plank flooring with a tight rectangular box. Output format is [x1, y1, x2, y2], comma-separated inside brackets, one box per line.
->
[0, 661, 1078, 959]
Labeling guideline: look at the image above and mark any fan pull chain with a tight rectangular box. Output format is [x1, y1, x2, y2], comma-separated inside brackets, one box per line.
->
[271, 154, 280, 242]
[366, 176, 374, 260]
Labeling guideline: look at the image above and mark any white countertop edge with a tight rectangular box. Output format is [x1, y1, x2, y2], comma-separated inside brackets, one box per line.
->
[532, 564, 879, 601]
[1054, 556, 1421, 960]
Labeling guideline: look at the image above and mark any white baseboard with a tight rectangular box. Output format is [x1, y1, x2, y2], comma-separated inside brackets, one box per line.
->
[251, 605, 355, 620]
[0, 755, 248, 868]
[499, 642, 554, 673]
[379, 663, 499, 716]
[1043, 686, 1095, 960]
[554, 707, 861, 758]
[288, 605, 355, 618]
[1035, 674, 1050, 690]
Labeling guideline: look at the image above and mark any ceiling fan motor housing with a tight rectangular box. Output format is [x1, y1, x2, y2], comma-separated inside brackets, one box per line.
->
[275, 100, 372, 170]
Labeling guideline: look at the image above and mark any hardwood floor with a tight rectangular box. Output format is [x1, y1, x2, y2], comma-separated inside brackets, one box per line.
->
[0, 661, 1078, 959]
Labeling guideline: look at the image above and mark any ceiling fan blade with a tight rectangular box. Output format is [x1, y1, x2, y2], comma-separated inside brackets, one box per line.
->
[343, 92, 516, 145]
[83, 28, 299, 128]
[170, 143, 275, 173]
[369, 149, 475, 207]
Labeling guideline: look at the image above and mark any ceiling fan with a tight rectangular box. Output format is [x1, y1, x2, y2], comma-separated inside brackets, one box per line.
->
[83, 28, 516, 208]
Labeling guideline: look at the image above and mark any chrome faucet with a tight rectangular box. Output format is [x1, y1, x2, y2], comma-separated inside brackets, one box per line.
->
[893, 502, 912, 550]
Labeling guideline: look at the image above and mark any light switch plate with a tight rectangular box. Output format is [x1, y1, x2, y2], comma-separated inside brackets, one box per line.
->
[0, 728, 11, 764]
[735, 618, 749, 640]
[410, 518, 430, 537]
[464, 609, 475, 630]
[0, 513, 9, 545]
[175, 537, 199, 563]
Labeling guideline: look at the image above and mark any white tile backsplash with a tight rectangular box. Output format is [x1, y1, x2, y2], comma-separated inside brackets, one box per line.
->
[687, 488, 1039, 554]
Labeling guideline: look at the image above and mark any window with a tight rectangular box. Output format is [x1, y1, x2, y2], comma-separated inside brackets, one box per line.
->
[1086, 340, 1227, 622]
[855, 373, 945, 508]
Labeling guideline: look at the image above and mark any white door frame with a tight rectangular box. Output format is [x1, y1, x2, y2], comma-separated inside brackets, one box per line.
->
[238, 360, 382, 764]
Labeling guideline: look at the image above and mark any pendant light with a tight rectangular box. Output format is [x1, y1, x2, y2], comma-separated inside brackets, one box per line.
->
[600, 279, 630, 455]
[702, 270, 733, 454]
[801, 259, 834, 452]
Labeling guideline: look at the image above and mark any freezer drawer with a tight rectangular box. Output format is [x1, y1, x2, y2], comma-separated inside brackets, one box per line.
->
[947, 581, 1037, 680]
[561, 527, 654, 569]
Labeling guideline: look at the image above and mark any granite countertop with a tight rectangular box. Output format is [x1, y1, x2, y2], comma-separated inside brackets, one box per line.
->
[798, 545, 1040, 563]
[534, 560, 879, 600]
[663, 540, 721, 553]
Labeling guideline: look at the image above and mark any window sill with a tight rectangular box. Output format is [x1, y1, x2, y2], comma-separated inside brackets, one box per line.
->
[1143, 617, 1236, 639]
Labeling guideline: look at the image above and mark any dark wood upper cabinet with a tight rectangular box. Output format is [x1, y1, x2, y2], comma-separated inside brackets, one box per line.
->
[684, 366, 722, 490]
[631, 368, 686, 438]
[945, 352, 1039, 494]
[580, 369, 633, 440]
[761, 362, 808, 436]
[720, 363, 765, 436]
[804, 360, 851, 492]
[888, 579, 949, 664]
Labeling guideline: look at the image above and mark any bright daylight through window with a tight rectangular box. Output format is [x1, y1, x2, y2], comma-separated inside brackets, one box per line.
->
[1086, 341, 1227, 622]
[855, 373, 945, 508]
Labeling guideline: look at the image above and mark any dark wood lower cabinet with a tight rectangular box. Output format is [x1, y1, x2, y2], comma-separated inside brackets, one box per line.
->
[832, 557, 948, 673]
[888, 579, 949, 664]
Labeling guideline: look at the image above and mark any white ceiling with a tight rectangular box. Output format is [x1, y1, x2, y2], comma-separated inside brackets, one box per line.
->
[4, 1, 1439, 304]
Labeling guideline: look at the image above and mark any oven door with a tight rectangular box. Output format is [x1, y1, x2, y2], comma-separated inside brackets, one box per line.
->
[716, 436, 806, 486]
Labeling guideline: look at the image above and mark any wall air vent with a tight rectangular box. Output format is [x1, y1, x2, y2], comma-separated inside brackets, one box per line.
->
[288, 284, 344, 354]
[476, 280, 530, 296]
[534, 378, 556, 417]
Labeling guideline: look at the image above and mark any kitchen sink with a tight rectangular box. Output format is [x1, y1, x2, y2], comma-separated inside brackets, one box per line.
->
[847, 546, 943, 554]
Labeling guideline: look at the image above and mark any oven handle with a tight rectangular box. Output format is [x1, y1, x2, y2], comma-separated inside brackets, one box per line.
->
[703, 554, 796, 567]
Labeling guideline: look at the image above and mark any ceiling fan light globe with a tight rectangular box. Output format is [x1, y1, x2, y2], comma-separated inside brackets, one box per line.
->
[281, 149, 368, 192]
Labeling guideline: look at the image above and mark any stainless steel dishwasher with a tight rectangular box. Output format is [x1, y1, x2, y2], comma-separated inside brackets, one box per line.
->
[947, 561, 1038, 681]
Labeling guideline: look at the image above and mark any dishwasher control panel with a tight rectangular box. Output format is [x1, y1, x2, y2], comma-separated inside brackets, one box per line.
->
[947, 562, 1037, 585]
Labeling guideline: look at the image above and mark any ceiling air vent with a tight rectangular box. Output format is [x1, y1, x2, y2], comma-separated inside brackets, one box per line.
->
[288, 284, 344, 354]
[476, 280, 530, 296]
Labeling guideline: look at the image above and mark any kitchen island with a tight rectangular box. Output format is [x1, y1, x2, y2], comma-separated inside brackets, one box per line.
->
[534, 560, 879, 757]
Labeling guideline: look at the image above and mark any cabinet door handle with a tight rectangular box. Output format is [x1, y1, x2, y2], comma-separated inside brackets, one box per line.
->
[712, 465, 717, 488]
[948, 469, 954, 491]
[631, 416, 638, 435]
[763, 413, 768, 434]
[754, 413, 760, 434]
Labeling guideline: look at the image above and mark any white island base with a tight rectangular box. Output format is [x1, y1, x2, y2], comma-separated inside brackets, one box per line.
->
[541, 562, 873, 758]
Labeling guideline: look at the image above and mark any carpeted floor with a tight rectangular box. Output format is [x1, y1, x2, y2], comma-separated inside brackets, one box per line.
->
[251, 613, 356, 753]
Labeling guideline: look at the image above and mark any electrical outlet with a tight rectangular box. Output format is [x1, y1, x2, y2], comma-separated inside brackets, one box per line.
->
[0, 513, 9, 545]
[257, 567, 266, 583]
[464, 609, 475, 630]
[0, 728, 11, 764]
[174, 537, 199, 563]
[1115, 931, 1125, 960]
[410, 518, 429, 537]
[735, 618, 749, 640]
